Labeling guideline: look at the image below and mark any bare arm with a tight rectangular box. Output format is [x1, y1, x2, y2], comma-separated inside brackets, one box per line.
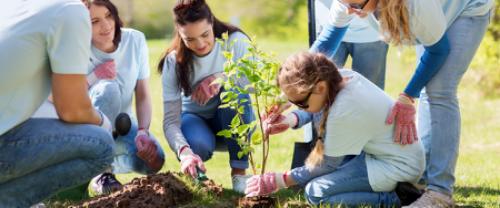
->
[135, 79, 152, 130]
[51, 73, 101, 124]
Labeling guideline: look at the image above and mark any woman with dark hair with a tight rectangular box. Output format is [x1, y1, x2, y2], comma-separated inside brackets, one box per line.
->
[159, 0, 254, 193]
[85, 0, 165, 195]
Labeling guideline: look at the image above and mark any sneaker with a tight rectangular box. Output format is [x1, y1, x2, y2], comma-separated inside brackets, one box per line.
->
[89, 172, 123, 196]
[403, 190, 455, 208]
[232, 174, 252, 194]
[30, 202, 46, 208]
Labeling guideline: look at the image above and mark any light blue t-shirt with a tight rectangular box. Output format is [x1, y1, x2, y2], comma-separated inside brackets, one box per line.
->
[0, 0, 91, 135]
[324, 70, 425, 192]
[329, 0, 494, 46]
[162, 32, 250, 118]
[316, 0, 380, 43]
[89, 28, 150, 116]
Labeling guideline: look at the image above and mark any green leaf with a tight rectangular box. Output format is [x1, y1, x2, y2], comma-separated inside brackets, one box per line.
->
[216, 129, 232, 138]
[230, 116, 240, 128]
[237, 124, 250, 135]
[251, 131, 262, 145]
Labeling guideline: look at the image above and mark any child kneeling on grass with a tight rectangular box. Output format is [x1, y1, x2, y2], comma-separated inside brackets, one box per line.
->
[245, 52, 425, 207]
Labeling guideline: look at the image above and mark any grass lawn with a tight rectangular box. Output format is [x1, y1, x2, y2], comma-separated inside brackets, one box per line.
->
[47, 38, 500, 207]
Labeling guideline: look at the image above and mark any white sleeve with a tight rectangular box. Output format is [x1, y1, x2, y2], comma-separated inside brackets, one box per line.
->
[161, 54, 182, 101]
[136, 31, 150, 80]
[409, 0, 446, 46]
[328, 0, 355, 27]
[47, 3, 91, 74]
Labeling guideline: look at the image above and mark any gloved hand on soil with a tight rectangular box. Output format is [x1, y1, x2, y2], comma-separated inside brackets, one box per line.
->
[135, 129, 164, 172]
[245, 172, 287, 197]
[179, 147, 206, 178]
[386, 93, 418, 145]
[87, 60, 117, 86]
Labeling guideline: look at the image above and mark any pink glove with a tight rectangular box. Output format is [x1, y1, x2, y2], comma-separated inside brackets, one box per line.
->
[386, 93, 418, 145]
[245, 172, 286, 197]
[262, 113, 298, 136]
[135, 129, 163, 171]
[191, 73, 223, 106]
[179, 147, 206, 178]
[87, 60, 117, 86]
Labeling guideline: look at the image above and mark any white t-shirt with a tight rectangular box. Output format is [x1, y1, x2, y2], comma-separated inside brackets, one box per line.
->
[0, 0, 91, 135]
[89, 28, 150, 116]
[329, 0, 493, 46]
[161, 32, 250, 118]
[324, 70, 425, 192]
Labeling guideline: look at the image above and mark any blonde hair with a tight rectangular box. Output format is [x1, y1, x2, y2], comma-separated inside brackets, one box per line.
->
[278, 52, 343, 168]
[378, 0, 413, 45]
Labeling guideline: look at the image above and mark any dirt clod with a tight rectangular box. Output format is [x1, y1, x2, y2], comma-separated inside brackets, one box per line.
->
[238, 196, 277, 208]
[71, 172, 193, 208]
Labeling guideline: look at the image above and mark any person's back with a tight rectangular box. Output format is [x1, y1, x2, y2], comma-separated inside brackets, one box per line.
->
[0, 0, 91, 134]
[324, 70, 425, 191]
[0, 1, 115, 206]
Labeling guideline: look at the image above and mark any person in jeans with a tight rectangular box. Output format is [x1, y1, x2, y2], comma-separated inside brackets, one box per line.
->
[309, 0, 494, 206]
[84, 0, 165, 195]
[0, 0, 114, 207]
[305, 3, 388, 145]
[245, 52, 425, 207]
[159, 0, 255, 193]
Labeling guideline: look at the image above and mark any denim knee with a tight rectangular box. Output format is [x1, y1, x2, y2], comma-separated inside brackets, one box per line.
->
[190, 142, 214, 161]
[91, 81, 122, 120]
[304, 181, 322, 205]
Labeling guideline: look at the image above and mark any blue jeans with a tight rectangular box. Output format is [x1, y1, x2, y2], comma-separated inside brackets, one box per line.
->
[303, 154, 400, 207]
[332, 41, 388, 89]
[180, 92, 255, 169]
[417, 12, 491, 195]
[90, 81, 165, 174]
[0, 119, 114, 207]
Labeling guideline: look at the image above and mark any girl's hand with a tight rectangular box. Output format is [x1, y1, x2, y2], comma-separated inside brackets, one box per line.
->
[262, 112, 298, 136]
[245, 172, 287, 197]
[135, 130, 164, 172]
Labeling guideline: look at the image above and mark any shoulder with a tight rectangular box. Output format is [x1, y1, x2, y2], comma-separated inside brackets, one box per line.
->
[227, 31, 250, 45]
[121, 28, 147, 44]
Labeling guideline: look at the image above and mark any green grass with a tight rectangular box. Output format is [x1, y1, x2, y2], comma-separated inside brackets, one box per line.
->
[47, 39, 500, 207]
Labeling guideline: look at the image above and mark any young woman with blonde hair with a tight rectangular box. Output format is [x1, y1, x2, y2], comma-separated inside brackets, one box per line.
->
[307, 0, 494, 206]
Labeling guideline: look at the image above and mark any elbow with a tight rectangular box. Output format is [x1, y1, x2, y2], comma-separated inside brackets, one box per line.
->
[56, 105, 93, 123]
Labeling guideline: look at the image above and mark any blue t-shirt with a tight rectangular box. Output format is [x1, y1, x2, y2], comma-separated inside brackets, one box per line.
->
[89, 28, 150, 116]
[0, 0, 91, 135]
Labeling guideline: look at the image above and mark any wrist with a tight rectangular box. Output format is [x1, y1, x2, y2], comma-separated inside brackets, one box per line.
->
[178, 145, 192, 159]
[286, 113, 299, 128]
[274, 172, 287, 189]
[398, 93, 415, 104]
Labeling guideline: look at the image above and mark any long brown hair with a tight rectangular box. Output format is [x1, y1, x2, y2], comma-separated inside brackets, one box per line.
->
[377, 0, 413, 45]
[278, 52, 343, 168]
[87, 0, 123, 47]
[157, 0, 243, 96]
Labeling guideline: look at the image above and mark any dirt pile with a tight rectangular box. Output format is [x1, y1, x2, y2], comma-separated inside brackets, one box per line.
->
[71, 172, 193, 208]
[238, 196, 277, 208]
